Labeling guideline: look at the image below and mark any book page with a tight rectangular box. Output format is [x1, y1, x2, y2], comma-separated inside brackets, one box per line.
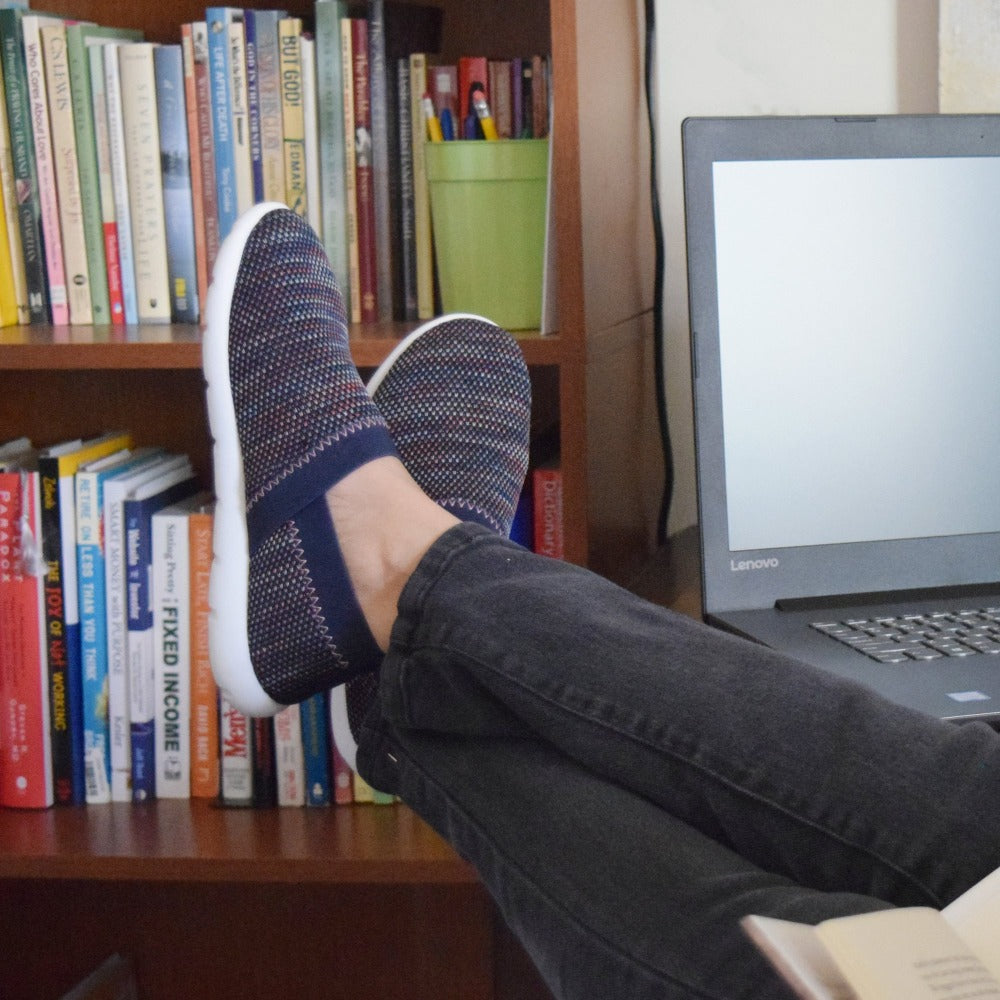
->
[818, 907, 1000, 1000]
[943, 865, 1000, 982]
[741, 916, 857, 1000]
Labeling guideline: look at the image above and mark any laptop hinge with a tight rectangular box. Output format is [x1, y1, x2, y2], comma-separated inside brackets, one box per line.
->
[775, 581, 1000, 613]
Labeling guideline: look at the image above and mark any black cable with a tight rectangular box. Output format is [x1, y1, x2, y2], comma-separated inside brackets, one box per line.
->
[643, 0, 674, 546]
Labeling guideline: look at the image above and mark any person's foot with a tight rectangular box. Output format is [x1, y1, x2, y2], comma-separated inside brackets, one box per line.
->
[330, 313, 532, 770]
[203, 203, 404, 715]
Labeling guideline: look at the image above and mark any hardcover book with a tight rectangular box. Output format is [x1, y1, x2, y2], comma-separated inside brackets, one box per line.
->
[118, 42, 172, 324]
[38, 431, 134, 805]
[366, 0, 392, 320]
[152, 492, 210, 799]
[532, 462, 564, 559]
[23, 13, 70, 324]
[98, 40, 139, 325]
[0, 464, 53, 808]
[187, 501, 219, 798]
[64, 24, 144, 327]
[0, 65, 30, 324]
[278, 16, 306, 217]
[314, 0, 351, 318]
[180, 24, 209, 322]
[154, 43, 199, 323]
[205, 7, 242, 240]
[41, 21, 93, 325]
[0, 8, 50, 322]
[408, 52, 433, 318]
[123, 465, 198, 801]
[341, 17, 361, 322]
[350, 16, 378, 322]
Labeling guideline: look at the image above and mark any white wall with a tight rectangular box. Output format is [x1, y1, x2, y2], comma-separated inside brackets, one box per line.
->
[654, 0, 939, 534]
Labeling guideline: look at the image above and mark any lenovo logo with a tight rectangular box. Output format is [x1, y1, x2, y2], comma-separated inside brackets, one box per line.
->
[730, 556, 780, 572]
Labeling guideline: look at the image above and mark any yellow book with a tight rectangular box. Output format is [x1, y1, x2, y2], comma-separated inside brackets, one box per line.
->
[278, 18, 306, 218]
[0, 66, 29, 325]
[0, 173, 18, 326]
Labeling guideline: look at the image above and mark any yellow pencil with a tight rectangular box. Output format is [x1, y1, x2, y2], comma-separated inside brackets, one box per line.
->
[471, 88, 499, 140]
[422, 94, 444, 142]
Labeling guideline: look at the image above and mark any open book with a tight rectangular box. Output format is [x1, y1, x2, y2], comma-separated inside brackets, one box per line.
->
[742, 866, 1000, 1000]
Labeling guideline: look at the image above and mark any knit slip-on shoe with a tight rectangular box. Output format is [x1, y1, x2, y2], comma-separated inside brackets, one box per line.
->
[204, 202, 397, 717]
[330, 313, 532, 771]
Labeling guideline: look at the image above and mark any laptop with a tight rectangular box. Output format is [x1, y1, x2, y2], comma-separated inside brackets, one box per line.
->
[682, 113, 1000, 722]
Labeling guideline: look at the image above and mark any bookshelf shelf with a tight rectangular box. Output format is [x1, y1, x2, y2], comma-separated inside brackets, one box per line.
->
[0, 0, 656, 996]
[0, 324, 565, 369]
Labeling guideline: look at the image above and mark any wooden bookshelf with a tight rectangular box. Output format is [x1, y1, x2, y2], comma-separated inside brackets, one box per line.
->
[0, 0, 657, 997]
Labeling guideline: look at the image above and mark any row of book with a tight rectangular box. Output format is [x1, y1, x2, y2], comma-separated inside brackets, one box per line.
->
[0, 431, 563, 811]
[0, 0, 551, 329]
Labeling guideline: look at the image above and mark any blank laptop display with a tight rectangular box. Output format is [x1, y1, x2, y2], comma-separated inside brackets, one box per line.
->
[682, 114, 1000, 722]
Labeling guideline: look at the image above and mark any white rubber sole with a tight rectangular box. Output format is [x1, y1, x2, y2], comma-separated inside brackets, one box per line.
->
[203, 202, 289, 718]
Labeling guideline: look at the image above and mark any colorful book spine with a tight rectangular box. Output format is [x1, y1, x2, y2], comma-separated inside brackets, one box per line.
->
[242, 8, 264, 203]
[395, 57, 417, 321]
[341, 17, 360, 323]
[488, 59, 513, 139]
[23, 14, 69, 325]
[300, 690, 331, 806]
[187, 502, 219, 799]
[314, 0, 350, 317]
[274, 704, 305, 806]
[39, 432, 133, 805]
[0, 468, 53, 808]
[249, 9, 286, 205]
[278, 17, 306, 217]
[408, 53, 433, 319]
[102, 41, 139, 325]
[76, 449, 150, 804]
[0, 172, 18, 325]
[300, 34, 321, 235]
[180, 25, 209, 323]
[119, 42, 172, 324]
[366, 0, 392, 321]
[64, 26, 143, 328]
[350, 17, 378, 323]
[0, 65, 30, 324]
[0, 8, 48, 322]
[226, 12, 254, 217]
[41, 22, 93, 325]
[533, 463, 564, 558]
[124, 471, 197, 801]
[457, 55, 488, 139]
[152, 494, 207, 799]
[154, 44, 199, 324]
[206, 7, 240, 241]
[189, 22, 221, 302]
[331, 741, 354, 805]
[220, 696, 252, 806]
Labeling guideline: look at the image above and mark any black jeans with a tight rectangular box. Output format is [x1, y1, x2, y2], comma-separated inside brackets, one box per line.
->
[358, 524, 1000, 999]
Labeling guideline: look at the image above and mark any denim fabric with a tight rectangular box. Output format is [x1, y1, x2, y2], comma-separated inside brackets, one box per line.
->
[357, 523, 1000, 1000]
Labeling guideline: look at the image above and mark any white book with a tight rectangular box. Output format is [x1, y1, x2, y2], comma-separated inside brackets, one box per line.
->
[274, 704, 305, 806]
[118, 42, 171, 324]
[227, 14, 254, 215]
[102, 452, 183, 801]
[101, 41, 139, 325]
[23, 14, 70, 324]
[300, 33, 321, 236]
[41, 21, 93, 325]
[151, 492, 208, 799]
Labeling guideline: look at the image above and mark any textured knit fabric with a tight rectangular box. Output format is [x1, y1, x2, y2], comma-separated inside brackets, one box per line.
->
[333, 314, 532, 767]
[371, 316, 532, 535]
[225, 207, 397, 703]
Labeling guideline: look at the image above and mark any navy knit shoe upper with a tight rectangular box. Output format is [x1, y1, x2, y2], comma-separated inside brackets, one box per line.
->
[331, 313, 532, 772]
[204, 204, 397, 715]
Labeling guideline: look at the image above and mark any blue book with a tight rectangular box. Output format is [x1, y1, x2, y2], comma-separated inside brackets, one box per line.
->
[154, 44, 199, 323]
[242, 9, 264, 202]
[206, 7, 242, 240]
[245, 8, 285, 203]
[300, 691, 331, 806]
[124, 466, 197, 802]
[76, 447, 160, 804]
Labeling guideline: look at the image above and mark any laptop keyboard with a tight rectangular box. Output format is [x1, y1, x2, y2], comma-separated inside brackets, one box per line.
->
[811, 609, 1000, 663]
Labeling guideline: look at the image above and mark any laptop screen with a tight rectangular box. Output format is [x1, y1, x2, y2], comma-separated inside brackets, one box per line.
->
[684, 115, 1000, 614]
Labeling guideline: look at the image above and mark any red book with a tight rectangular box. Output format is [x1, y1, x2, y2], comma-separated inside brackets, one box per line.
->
[457, 55, 488, 136]
[532, 464, 563, 559]
[351, 17, 378, 323]
[0, 470, 54, 808]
